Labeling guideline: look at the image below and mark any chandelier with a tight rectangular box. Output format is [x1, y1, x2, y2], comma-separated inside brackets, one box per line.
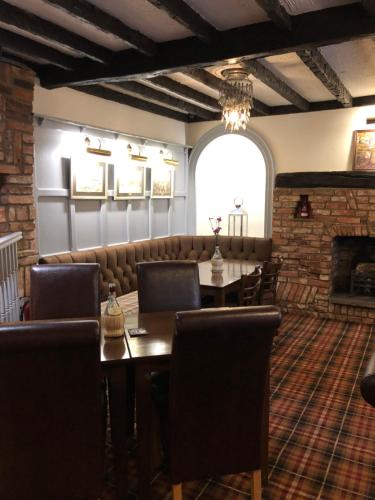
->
[219, 68, 253, 132]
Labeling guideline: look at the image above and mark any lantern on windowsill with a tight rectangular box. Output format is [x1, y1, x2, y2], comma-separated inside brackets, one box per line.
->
[228, 197, 248, 237]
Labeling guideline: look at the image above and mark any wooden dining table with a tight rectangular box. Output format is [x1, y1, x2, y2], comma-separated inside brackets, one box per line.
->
[100, 258, 262, 499]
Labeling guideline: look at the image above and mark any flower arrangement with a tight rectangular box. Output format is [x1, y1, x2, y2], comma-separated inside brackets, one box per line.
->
[209, 216, 222, 246]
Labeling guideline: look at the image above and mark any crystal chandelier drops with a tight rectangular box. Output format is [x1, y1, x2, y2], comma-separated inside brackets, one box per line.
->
[219, 68, 253, 132]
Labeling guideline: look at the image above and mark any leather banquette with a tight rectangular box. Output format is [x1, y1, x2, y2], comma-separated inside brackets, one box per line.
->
[39, 235, 272, 301]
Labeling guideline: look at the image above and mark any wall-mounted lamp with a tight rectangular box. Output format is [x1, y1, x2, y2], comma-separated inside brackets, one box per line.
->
[367, 118, 375, 125]
[85, 136, 111, 156]
[127, 143, 148, 162]
[159, 146, 179, 167]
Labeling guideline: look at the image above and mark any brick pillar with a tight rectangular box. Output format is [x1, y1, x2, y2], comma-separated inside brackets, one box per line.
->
[0, 61, 37, 298]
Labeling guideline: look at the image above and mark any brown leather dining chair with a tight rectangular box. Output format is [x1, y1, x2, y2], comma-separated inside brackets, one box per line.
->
[0, 319, 104, 500]
[30, 263, 101, 319]
[239, 265, 262, 306]
[136, 260, 201, 313]
[258, 256, 284, 305]
[154, 305, 282, 500]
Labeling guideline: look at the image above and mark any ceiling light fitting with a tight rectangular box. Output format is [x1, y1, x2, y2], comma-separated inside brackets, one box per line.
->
[219, 68, 253, 132]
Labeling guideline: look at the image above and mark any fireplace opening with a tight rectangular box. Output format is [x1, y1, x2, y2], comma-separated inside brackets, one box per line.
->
[330, 236, 375, 308]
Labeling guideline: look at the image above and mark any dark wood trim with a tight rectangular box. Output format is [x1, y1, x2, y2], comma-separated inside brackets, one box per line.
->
[254, 0, 291, 30]
[0, 27, 76, 70]
[362, 0, 375, 15]
[242, 59, 309, 111]
[0, 0, 111, 64]
[145, 0, 217, 44]
[144, 76, 220, 111]
[115, 81, 219, 120]
[186, 68, 271, 116]
[297, 48, 352, 107]
[76, 85, 192, 122]
[40, 0, 156, 56]
[275, 172, 375, 189]
[39, 4, 375, 87]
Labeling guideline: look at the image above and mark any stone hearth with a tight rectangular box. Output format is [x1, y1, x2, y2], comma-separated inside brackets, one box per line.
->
[273, 172, 375, 323]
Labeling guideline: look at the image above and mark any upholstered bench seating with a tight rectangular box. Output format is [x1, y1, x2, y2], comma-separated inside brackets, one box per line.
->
[39, 235, 272, 301]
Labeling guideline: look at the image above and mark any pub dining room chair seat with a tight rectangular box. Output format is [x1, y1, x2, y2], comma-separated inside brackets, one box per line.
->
[30, 262, 101, 320]
[0, 319, 104, 500]
[152, 305, 282, 500]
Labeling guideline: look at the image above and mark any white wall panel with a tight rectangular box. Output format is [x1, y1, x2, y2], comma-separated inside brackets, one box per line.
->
[107, 200, 128, 244]
[38, 197, 70, 255]
[151, 199, 169, 238]
[171, 197, 186, 234]
[129, 199, 149, 241]
[75, 200, 102, 250]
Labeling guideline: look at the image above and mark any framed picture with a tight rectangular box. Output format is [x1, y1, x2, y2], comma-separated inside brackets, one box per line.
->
[70, 154, 108, 199]
[151, 165, 174, 198]
[114, 160, 145, 200]
[353, 130, 375, 170]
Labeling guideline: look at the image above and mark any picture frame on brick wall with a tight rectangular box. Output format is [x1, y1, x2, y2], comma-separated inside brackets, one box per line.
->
[353, 130, 375, 171]
[70, 153, 108, 199]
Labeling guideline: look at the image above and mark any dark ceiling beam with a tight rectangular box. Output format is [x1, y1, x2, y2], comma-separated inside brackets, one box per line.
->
[242, 59, 309, 111]
[254, 0, 292, 30]
[145, 0, 217, 44]
[144, 76, 220, 111]
[76, 85, 192, 122]
[362, 1, 375, 15]
[39, 3, 375, 87]
[297, 48, 352, 107]
[186, 68, 271, 116]
[0, 27, 76, 70]
[0, 0, 111, 64]
[115, 81, 219, 120]
[40, 0, 156, 56]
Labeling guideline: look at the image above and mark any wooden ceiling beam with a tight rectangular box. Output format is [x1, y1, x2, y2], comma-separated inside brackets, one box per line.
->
[254, 0, 292, 31]
[362, 1, 375, 15]
[40, 0, 156, 56]
[39, 3, 375, 87]
[144, 76, 220, 111]
[0, 0, 111, 64]
[145, 0, 217, 44]
[186, 68, 271, 116]
[76, 85, 192, 122]
[0, 27, 76, 70]
[115, 81, 219, 120]
[242, 59, 309, 111]
[297, 48, 352, 107]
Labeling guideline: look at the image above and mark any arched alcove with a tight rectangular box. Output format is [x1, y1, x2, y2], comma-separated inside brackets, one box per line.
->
[188, 124, 275, 237]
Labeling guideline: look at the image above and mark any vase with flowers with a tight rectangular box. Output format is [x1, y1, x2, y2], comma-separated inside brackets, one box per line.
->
[209, 216, 224, 274]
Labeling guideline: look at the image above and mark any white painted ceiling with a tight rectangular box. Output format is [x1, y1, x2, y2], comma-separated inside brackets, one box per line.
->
[1, 0, 374, 119]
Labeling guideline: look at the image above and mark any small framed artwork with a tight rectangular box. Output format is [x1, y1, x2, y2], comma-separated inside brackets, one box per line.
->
[151, 166, 174, 198]
[114, 159, 146, 200]
[353, 130, 375, 170]
[70, 154, 108, 199]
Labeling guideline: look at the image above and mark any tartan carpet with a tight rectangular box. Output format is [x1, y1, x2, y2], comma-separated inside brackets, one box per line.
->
[103, 312, 375, 499]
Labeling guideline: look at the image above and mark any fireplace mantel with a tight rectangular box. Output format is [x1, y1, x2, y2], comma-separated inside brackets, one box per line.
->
[276, 171, 375, 189]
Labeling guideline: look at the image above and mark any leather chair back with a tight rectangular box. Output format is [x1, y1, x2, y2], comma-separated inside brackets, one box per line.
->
[30, 263, 101, 320]
[168, 305, 282, 483]
[239, 265, 262, 306]
[0, 319, 103, 500]
[136, 260, 201, 313]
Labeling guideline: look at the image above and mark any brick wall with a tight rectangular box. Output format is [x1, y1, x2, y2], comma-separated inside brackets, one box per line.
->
[0, 61, 37, 297]
[273, 187, 375, 324]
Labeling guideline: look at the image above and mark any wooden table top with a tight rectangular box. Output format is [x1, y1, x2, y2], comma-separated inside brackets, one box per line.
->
[198, 259, 261, 288]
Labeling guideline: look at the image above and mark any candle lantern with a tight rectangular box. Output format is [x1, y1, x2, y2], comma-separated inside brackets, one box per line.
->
[228, 197, 248, 237]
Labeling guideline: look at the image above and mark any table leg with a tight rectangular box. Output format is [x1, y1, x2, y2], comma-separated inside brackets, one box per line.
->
[107, 366, 128, 500]
[214, 289, 226, 307]
[136, 362, 153, 500]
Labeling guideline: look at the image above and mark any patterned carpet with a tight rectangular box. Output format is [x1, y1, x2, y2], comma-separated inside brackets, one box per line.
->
[104, 312, 375, 499]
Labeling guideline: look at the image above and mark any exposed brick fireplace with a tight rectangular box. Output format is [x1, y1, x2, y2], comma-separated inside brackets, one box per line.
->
[273, 172, 375, 324]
